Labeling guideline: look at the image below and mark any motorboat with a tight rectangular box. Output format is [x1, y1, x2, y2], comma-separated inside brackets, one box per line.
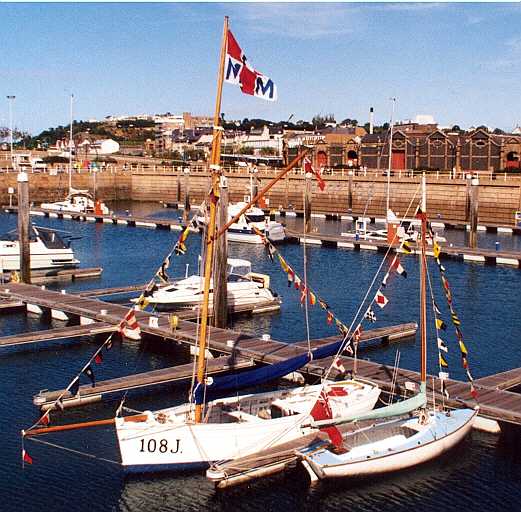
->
[0, 225, 80, 271]
[41, 188, 110, 215]
[135, 258, 279, 311]
[197, 202, 285, 244]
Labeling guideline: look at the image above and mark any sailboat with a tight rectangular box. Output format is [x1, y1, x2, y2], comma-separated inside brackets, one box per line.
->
[22, 17, 380, 474]
[296, 175, 477, 482]
[40, 95, 109, 216]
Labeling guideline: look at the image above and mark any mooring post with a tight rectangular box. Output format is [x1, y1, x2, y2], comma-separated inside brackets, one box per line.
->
[176, 166, 182, 204]
[304, 170, 312, 233]
[251, 167, 259, 206]
[17, 171, 31, 283]
[469, 176, 479, 249]
[465, 174, 472, 221]
[284, 172, 290, 210]
[183, 167, 191, 223]
[213, 176, 228, 328]
[347, 170, 354, 211]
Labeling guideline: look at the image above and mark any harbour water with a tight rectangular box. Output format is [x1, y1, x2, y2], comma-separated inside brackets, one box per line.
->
[1, 202, 521, 511]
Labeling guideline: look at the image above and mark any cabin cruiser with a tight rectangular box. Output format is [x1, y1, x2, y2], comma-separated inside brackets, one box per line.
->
[341, 211, 446, 244]
[0, 225, 80, 271]
[135, 258, 279, 311]
[41, 188, 110, 215]
[197, 202, 285, 244]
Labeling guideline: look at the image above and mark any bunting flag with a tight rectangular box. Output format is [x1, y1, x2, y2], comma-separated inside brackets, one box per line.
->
[391, 257, 407, 278]
[134, 294, 150, 310]
[22, 449, 33, 465]
[451, 311, 461, 326]
[83, 365, 95, 387]
[309, 292, 317, 306]
[375, 290, 389, 309]
[439, 353, 449, 368]
[433, 241, 441, 259]
[157, 256, 170, 283]
[381, 272, 390, 288]
[303, 157, 326, 191]
[225, 29, 278, 101]
[332, 357, 346, 374]
[327, 311, 334, 325]
[437, 337, 448, 352]
[433, 301, 442, 316]
[106, 337, 113, 351]
[69, 378, 80, 397]
[277, 254, 289, 273]
[401, 241, 413, 254]
[287, 269, 294, 287]
[267, 244, 276, 262]
[435, 318, 447, 331]
[294, 276, 301, 290]
[353, 324, 363, 342]
[94, 352, 103, 364]
[300, 285, 307, 304]
[364, 307, 377, 323]
[118, 310, 142, 341]
[38, 414, 50, 426]
[318, 298, 329, 310]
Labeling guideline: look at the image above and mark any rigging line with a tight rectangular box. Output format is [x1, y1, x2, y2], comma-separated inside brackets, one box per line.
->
[317, 182, 422, 387]
[25, 436, 122, 465]
[426, 247, 446, 409]
[303, 175, 311, 355]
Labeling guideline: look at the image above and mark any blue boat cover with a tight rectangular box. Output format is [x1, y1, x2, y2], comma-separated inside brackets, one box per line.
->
[193, 338, 346, 404]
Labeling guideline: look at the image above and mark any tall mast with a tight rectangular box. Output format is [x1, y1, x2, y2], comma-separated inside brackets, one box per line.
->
[420, 173, 427, 386]
[69, 94, 74, 193]
[194, 16, 228, 424]
[386, 97, 396, 218]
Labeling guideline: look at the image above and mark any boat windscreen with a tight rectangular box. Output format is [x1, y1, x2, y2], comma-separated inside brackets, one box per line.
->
[35, 228, 69, 249]
[245, 214, 266, 223]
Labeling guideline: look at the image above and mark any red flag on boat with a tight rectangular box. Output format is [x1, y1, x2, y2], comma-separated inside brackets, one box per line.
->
[118, 310, 142, 341]
[225, 30, 277, 101]
[22, 449, 33, 465]
[310, 389, 344, 448]
[303, 157, 326, 191]
[332, 357, 345, 373]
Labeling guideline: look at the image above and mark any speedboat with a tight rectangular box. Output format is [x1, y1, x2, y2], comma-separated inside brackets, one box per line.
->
[135, 258, 279, 311]
[41, 188, 110, 215]
[197, 202, 285, 244]
[0, 225, 80, 271]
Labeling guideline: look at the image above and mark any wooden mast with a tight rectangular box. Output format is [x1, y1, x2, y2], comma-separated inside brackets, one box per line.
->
[194, 16, 228, 424]
[420, 173, 427, 386]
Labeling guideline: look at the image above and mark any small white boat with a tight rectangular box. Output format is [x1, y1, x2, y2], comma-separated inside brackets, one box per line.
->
[298, 408, 477, 480]
[41, 188, 110, 216]
[197, 202, 285, 244]
[0, 225, 80, 271]
[137, 258, 278, 311]
[116, 380, 381, 472]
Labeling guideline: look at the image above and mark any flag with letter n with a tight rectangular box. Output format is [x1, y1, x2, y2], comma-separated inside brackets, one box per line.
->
[225, 29, 277, 101]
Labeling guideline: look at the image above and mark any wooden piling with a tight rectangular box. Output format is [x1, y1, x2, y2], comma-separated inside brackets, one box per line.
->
[304, 172, 312, 233]
[347, 170, 353, 211]
[213, 176, 228, 328]
[17, 171, 31, 283]
[176, 166, 182, 203]
[469, 177, 479, 248]
[183, 168, 191, 223]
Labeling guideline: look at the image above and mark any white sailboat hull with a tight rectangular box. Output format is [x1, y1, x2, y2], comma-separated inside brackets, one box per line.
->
[116, 382, 381, 472]
[0, 240, 79, 271]
[300, 408, 477, 480]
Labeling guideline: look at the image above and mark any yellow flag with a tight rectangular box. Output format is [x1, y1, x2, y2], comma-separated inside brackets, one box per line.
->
[459, 340, 468, 355]
[433, 242, 441, 259]
[278, 254, 289, 273]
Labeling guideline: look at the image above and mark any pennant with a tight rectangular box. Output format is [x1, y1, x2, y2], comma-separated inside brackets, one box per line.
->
[225, 29, 278, 101]
[391, 257, 407, 278]
[381, 272, 390, 288]
[278, 254, 289, 273]
[435, 318, 447, 331]
[374, 290, 389, 309]
[437, 337, 448, 352]
[94, 352, 103, 364]
[287, 269, 294, 287]
[433, 242, 441, 259]
[459, 339, 468, 356]
[364, 307, 377, 323]
[401, 241, 413, 254]
[332, 357, 345, 374]
[353, 324, 363, 342]
[83, 365, 95, 387]
[439, 353, 449, 368]
[119, 310, 142, 341]
[303, 157, 326, 191]
[318, 298, 329, 310]
[38, 414, 50, 426]
[326, 310, 334, 325]
[69, 378, 80, 397]
[433, 301, 442, 316]
[22, 449, 33, 465]
[451, 312, 461, 326]
[309, 292, 317, 306]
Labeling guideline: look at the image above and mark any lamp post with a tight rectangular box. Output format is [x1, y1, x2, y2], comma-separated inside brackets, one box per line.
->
[7, 95, 15, 171]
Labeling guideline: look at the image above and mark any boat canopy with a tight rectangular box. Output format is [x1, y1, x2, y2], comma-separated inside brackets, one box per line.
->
[192, 337, 348, 404]
[227, 258, 252, 276]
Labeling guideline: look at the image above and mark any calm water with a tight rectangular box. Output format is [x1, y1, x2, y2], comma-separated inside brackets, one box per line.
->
[1, 202, 521, 511]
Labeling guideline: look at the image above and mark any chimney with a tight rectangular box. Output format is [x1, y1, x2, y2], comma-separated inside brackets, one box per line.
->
[369, 107, 374, 135]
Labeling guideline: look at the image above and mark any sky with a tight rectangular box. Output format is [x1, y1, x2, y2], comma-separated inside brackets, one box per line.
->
[1, 2, 521, 135]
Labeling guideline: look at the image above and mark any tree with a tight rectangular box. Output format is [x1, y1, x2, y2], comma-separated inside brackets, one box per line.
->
[312, 114, 336, 128]
[340, 118, 358, 126]
[493, 128, 505, 135]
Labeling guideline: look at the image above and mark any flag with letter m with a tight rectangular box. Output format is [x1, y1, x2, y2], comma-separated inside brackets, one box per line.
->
[225, 29, 277, 101]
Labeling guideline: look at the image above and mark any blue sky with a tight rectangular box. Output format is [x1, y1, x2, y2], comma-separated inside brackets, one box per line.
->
[1, 2, 520, 135]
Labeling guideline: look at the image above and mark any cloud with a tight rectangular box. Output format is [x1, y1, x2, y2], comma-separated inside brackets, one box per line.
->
[228, 3, 362, 39]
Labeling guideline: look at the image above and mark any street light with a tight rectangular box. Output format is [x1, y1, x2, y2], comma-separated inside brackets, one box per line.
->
[7, 95, 15, 171]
